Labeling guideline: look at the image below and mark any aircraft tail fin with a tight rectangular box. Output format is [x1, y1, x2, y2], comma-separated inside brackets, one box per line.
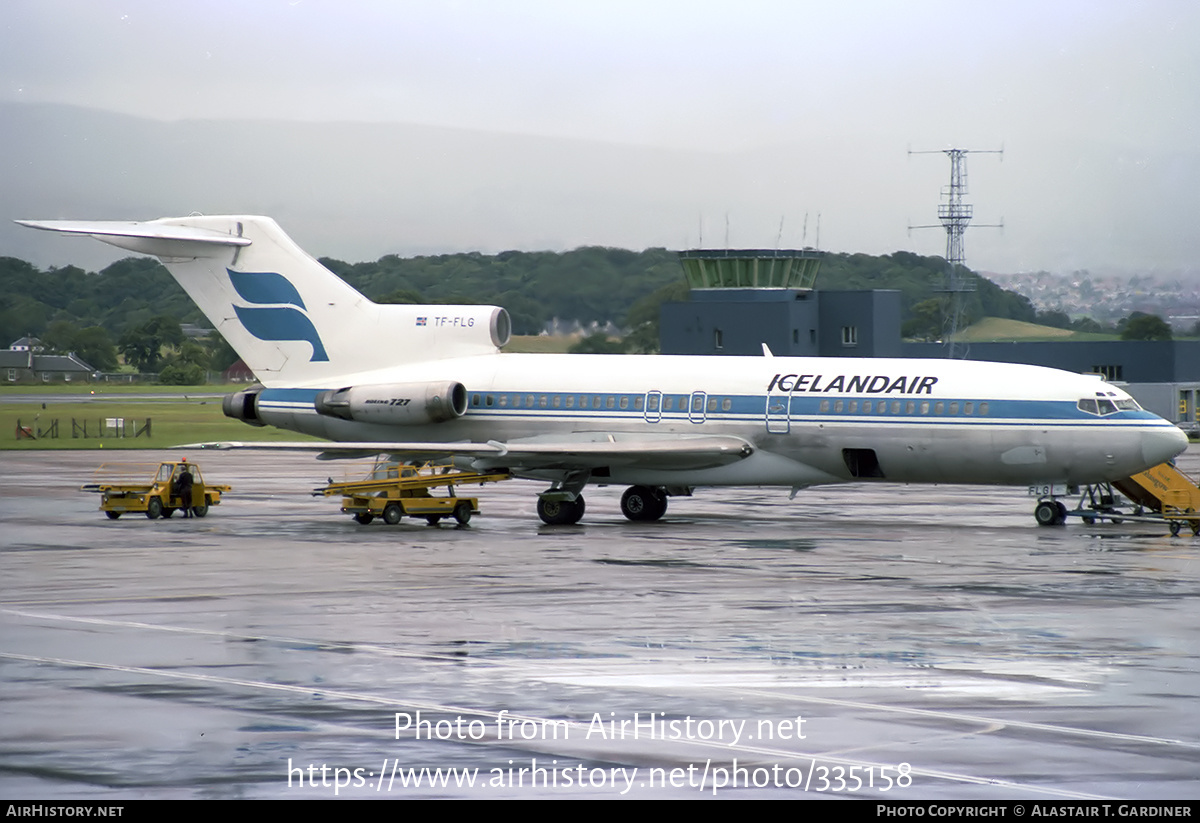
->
[18, 216, 510, 387]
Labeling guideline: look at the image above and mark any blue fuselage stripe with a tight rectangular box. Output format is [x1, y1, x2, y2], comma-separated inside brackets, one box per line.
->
[256, 388, 1168, 428]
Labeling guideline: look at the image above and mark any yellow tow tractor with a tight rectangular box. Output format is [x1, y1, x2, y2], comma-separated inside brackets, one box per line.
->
[82, 460, 231, 520]
[316, 459, 510, 526]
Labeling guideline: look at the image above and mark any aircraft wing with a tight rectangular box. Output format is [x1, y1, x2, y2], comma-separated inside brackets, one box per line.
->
[177, 433, 754, 470]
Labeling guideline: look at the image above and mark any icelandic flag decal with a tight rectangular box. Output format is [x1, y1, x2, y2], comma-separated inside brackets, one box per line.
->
[416, 317, 427, 326]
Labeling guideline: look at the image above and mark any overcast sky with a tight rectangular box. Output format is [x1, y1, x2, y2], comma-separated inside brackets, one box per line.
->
[3, 0, 1198, 275]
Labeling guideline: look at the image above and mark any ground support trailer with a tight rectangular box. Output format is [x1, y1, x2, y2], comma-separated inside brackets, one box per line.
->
[316, 460, 511, 526]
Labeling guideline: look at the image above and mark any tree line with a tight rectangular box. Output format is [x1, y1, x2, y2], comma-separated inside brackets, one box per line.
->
[0, 247, 1179, 382]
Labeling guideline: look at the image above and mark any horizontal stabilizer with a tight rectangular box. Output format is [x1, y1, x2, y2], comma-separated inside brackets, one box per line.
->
[16, 219, 251, 257]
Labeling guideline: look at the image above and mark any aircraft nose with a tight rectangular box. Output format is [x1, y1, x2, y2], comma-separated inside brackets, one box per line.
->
[1142, 424, 1190, 468]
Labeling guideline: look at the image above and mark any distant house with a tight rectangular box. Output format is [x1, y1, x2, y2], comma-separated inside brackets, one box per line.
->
[222, 359, 257, 383]
[2, 343, 96, 383]
[8, 336, 44, 353]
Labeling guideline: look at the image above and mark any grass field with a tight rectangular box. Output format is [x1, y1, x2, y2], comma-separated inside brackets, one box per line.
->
[2, 396, 319, 450]
[0, 383, 244, 396]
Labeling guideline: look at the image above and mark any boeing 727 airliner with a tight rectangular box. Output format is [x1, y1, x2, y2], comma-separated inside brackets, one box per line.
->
[19, 215, 1188, 525]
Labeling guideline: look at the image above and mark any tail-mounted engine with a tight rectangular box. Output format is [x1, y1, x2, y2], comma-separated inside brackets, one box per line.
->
[222, 388, 266, 427]
[314, 381, 468, 425]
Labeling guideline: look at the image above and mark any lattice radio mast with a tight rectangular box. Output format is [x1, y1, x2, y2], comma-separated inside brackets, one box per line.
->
[909, 147, 1003, 357]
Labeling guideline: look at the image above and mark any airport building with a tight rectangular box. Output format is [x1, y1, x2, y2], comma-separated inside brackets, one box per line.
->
[660, 249, 901, 359]
[658, 251, 1200, 431]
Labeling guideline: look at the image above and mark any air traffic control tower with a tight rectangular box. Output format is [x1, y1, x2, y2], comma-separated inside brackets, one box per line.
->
[660, 248, 902, 357]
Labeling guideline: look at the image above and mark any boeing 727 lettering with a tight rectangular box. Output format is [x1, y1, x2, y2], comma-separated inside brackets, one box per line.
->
[19, 215, 1188, 525]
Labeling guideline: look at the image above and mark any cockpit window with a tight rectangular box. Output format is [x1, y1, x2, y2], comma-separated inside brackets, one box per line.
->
[1079, 397, 1138, 416]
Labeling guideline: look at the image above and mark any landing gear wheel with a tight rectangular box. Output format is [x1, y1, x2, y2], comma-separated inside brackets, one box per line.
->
[146, 497, 163, 520]
[620, 486, 667, 522]
[382, 503, 403, 525]
[453, 502, 472, 525]
[1034, 501, 1062, 527]
[1055, 501, 1068, 525]
[191, 502, 209, 518]
[1169, 521, 1182, 537]
[105, 510, 121, 520]
[538, 495, 586, 525]
[353, 512, 374, 525]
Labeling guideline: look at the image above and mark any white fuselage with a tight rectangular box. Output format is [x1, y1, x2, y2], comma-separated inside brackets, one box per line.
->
[253, 352, 1188, 489]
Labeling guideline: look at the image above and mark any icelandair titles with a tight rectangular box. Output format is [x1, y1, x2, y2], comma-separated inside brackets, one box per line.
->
[767, 373, 938, 395]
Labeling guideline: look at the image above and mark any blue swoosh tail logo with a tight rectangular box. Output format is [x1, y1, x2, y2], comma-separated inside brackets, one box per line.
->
[228, 269, 307, 309]
[233, 306, 329, 362]
[228, 269, 328, 362]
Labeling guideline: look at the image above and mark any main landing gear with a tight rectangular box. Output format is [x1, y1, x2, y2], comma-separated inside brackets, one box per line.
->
[535, 485, 672, 525]
[537, 495, 586, 525]
[620, 485, 668, 522]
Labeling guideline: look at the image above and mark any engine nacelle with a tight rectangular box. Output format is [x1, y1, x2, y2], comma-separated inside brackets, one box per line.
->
[314, 381, 468, 425]
[222, 389, 267, 427]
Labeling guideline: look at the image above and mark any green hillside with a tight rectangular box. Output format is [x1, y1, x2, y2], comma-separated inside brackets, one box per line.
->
[3, 246, 1044, 349]
[953, 317, 1118, 342]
